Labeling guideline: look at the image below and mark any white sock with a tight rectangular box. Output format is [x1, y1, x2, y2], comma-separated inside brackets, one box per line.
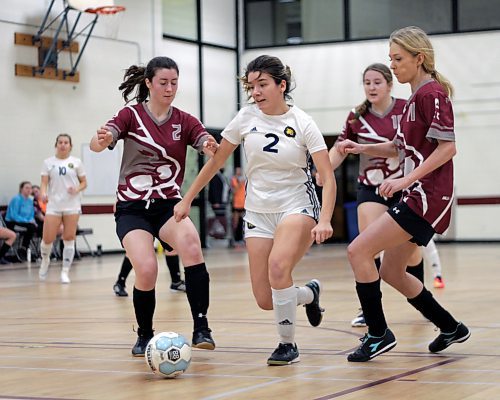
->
[296, 286, 314, 306]
[423, 239, 442, 278]
[40, 241, 53, 272]
[62, 240, 75, 273]
[272, 285, 297, 344]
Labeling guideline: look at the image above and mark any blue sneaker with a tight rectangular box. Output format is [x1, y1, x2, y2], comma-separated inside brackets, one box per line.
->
[347, 328, 397, 362]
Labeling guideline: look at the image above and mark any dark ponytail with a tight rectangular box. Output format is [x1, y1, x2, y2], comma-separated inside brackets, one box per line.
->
[118, 56, 180, 104]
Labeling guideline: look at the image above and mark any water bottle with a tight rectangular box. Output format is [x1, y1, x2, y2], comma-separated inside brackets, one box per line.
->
[27, 248, 32, 263]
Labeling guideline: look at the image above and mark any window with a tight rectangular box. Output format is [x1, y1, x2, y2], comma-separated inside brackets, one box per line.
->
[245, 0, 344, 48]
[350, 0, 452, 40]
[162, 0, 197, 40]
[458, 0, 500, 31]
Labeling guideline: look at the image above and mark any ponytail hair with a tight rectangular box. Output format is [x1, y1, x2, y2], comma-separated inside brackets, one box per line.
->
[349, 63, 393, 124]
[390, 26, 454, 97]
[118, 56, 179, 104]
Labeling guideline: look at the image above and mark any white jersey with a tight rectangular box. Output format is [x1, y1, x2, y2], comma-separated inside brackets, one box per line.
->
[222, 104, 326, 213]
[41, 155, 86, 211]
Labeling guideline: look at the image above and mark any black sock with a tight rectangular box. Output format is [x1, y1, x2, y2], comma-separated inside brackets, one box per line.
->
[356, 279, 388, 337]
[118, 256, 133, 283]
[184, 263, 210, 331]
[374, 257, 381, 271]
[133, 287, 155, 336]
[407, 259, 424, 284]
[165, 255, 181, 283]
[0, 242, 11, 259]
[407, 287, 458, 332]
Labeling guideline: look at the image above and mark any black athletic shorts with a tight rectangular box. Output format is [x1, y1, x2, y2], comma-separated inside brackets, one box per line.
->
[357, 183, 401, 208]
[387, 201, 435, 246]
[115, 198, 179, 251]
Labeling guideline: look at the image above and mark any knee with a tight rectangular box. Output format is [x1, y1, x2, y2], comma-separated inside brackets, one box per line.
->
[134, 258, 158, 283]
[177, 232, 202, 258]
[347, 242, 362, 265]
[268, 259, 288, 285]
[379, 265, 397, 285]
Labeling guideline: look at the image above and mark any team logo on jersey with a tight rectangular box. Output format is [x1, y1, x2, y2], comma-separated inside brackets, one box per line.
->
[68, 163, 74, 169]
[246, 222, 256, 229]
[250, 127, 258, 132]
[284, 126, 296, 138]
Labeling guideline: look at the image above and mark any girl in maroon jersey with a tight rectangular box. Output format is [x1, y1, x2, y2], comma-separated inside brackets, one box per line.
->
[337, 26, 470, 362]
[317, 63, 425, 328]
[90, 56, 218, 357]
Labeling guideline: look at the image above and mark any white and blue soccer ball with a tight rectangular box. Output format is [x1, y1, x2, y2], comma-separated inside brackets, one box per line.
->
[145, 332, 192, 378]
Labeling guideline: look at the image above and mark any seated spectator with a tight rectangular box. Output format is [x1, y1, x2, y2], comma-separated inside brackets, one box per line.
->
[0, 226, 16, 264]
[5, 181, 36, 261]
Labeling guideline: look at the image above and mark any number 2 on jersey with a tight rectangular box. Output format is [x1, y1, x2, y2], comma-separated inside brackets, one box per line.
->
[263, 133, 279, 153]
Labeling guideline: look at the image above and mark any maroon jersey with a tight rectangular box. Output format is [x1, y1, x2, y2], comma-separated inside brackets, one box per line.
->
[394, 80, 455, 234]
[106, 103, 208, 201]
[336, 98, 405, 186]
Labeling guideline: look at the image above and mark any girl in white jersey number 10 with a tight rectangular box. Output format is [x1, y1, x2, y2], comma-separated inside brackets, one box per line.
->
[337, 26, 470, 362]
[175, 55, 337, 365]
[39, 134, 87, 284]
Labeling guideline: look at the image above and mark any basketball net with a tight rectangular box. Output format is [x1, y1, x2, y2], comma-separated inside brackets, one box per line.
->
[98, 11, 124, 39]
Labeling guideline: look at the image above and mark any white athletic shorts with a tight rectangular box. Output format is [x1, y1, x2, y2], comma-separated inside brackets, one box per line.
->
[46, 204, 81, 216]
[244, 206, 318, 239]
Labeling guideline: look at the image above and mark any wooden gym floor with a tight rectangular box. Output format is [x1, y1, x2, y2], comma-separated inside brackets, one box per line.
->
[0, 242, 498, 399]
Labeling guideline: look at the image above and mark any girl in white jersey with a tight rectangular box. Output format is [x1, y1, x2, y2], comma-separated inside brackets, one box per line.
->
[175, 55, 337, 365]
[39, 134, 87, 283]
[337, 26, 469, 362]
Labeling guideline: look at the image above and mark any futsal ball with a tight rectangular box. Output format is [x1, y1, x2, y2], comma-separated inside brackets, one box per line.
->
[145, 332, 192, 378]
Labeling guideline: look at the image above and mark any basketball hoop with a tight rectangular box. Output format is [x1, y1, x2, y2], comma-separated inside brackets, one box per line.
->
[86, 5, 126, 39]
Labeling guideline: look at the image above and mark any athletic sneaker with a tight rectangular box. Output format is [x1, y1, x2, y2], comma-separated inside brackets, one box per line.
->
[351, 308, 367, 327]
[113, 281, 128, 297]
[267, 343, 300, 366]
[428, 322, 470, 353]
[170, 280, 186, 293]
[60, 271, 71, 284]
[304, 279, 324, 327]
[192, 327, 216, 350]
[132, 329, 154, 357]
[347, 328, 397, 362]
[433, 276, 445, 289]
[39, 263, 49, 281]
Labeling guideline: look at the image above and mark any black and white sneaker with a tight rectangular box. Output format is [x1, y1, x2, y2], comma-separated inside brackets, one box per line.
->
[351, 308, 367, 327]
[113, 281, 128, 297]
[170, 280, 186, 293]
[267, 343, 300, 366]
[347, 328, 397, 362]
[304, 279, 324, 327]
[428, 322, 470, 353]
[192, 327, 216, 350]
[131, 329, 154, 357]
